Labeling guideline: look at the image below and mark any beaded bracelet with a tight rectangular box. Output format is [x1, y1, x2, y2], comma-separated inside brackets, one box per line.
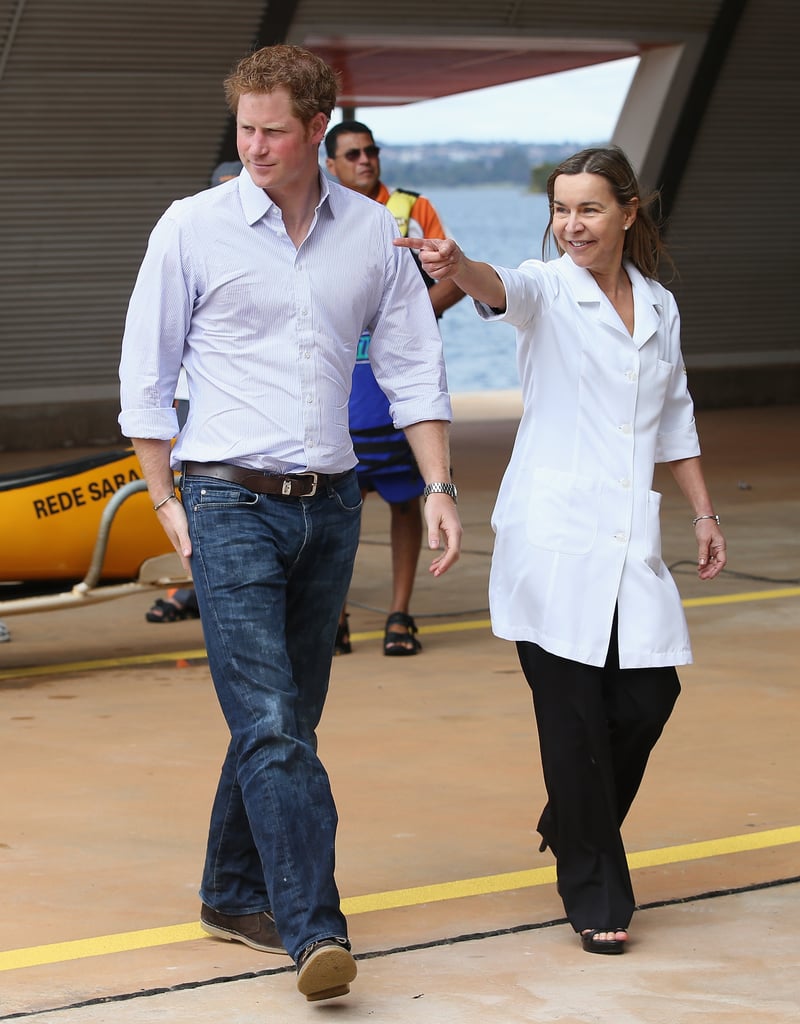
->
[692, 514, 720, 526]
[153, 492, 178, 512]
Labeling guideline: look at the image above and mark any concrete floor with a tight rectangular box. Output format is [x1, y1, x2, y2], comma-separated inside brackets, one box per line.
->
[1, 395, 798, 1022]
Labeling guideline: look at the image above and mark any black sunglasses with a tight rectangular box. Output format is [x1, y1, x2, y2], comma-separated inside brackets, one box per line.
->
[338, 145, 380, 162]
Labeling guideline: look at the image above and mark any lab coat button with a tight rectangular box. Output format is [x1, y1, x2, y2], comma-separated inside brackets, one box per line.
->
[620, 423, 632, 434]
[620, 478, 631, 488]
[614, 532, 627, 542]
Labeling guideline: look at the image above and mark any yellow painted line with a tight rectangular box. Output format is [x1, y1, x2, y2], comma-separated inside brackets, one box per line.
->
[341, 825, 800, 913]
[625, 826, 800, 867]
[2, 586, 797, 683]
[0, 924, 206, 972]
[341, 865, 555, 915]
[0, 825, 797, 972]
[682, 586, 800, 607]
[0, 649, 208, 682]
[354, 618, 492, 643]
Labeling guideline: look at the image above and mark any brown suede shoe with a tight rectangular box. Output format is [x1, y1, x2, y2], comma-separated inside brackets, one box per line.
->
[296, 937, 357, 1001]
[200, 903, 286, 954]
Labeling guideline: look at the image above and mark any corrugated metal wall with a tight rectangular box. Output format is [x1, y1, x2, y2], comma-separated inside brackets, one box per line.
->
[664, 0, 799, 398]
[0, 0, 265, 447]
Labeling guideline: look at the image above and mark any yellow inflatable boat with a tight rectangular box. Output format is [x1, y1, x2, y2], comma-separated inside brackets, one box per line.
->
[0, 449, 172, 583]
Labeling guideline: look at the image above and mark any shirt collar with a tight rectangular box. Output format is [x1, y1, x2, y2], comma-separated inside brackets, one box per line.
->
[238, 167, 334, 225]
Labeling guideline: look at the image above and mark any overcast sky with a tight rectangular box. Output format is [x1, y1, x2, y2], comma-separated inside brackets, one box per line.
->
[347, 57, 639, 145]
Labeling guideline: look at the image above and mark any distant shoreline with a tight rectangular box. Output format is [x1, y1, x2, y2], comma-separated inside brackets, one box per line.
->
[378, 140, 586, 189]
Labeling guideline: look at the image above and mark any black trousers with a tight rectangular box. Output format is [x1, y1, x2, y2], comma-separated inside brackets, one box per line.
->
[516, 617, 680, 933]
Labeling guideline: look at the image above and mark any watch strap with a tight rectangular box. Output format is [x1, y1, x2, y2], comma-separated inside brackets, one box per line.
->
[422, 481, 458, 503]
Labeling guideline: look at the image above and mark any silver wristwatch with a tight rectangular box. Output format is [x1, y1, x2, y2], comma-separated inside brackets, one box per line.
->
[422, 481, 458, 504]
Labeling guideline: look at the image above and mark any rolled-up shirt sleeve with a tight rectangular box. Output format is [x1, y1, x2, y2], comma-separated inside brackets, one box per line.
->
[119, 209, 194, 440]
[367, 222, 452, 429]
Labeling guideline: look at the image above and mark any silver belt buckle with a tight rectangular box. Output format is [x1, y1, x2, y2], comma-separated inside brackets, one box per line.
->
[283, 472, 317, 497]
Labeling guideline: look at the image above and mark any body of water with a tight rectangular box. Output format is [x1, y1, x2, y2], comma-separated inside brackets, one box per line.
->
[421, 185, 552, 393]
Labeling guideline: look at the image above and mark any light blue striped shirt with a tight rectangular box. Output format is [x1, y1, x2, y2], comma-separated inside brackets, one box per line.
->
[119, 169, 450, 474]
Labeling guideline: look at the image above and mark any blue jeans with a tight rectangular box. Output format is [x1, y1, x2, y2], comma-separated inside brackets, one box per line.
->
[181, 471, 361, 961]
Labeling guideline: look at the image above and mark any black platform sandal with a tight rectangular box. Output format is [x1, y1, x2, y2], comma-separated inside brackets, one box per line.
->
[580, 929, 628, 955]
[145, 588, 200, 623]
[383, 612, 421, 656]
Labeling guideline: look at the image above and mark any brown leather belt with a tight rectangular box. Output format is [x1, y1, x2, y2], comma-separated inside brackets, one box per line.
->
[183, 461, 350, 498]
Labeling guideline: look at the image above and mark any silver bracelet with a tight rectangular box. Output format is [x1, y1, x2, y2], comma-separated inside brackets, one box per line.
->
[153, 492, 178, 512]
[692, 514, 720, 526]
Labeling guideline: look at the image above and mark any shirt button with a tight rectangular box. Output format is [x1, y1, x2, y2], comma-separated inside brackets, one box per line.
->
[305, 395, 313, 404]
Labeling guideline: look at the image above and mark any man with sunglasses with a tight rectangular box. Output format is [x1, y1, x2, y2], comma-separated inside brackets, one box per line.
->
[325, 121, 463, 656]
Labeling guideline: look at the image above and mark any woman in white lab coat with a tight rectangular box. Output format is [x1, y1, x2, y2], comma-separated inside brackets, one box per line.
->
[396, 146, 727, 954]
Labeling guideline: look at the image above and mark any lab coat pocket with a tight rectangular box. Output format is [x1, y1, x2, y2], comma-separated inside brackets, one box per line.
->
[526, 467, 599, 554]
[644, 489, 664, 574]
[651, 358, 675, 407]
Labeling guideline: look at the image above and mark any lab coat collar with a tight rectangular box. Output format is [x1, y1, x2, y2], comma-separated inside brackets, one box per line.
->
[554, 253, 663, 349]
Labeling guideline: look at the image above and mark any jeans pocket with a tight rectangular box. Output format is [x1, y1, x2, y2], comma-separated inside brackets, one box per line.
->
[187, 481, 259, 509]
[329, 474, 362, 514]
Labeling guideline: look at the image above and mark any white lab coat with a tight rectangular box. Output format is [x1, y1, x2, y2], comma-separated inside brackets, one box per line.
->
[479, 254, 700, 668]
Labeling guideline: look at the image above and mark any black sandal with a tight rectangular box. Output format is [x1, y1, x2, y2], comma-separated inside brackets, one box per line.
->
[334, 614, 352, 655]
[145, 589, 200, 623]
[383, 612, 421, 656]
[580, 929, 627, 955]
